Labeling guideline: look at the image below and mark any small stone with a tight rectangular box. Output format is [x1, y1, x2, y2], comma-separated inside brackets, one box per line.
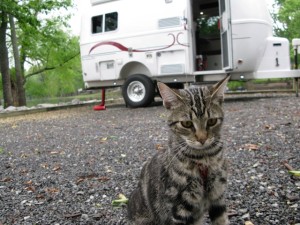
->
[71, 99, 81, 104]
[81, 214, 89, 220]
[24, 216, 30, 220]
[239, 208, 248, 214]
[290, 204, 298, 208]
[21, 200, 27, 205]
[256, 212, 264, 217]
[242, 213, 250, 220]
[259, 186, 265, 191]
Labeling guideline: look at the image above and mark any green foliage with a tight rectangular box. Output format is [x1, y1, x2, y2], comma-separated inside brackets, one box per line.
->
[0, 77, 2, 100]
[197, 16, 219, 36]
[227, 81, 246, 91]
[0, 0, 77, 106]
[274, 0, 300, 40]
[251, 78, 291, 84]
[25, 45, 83, 99]
[0, 0, 72, 28]
[21, 16, 83, 100]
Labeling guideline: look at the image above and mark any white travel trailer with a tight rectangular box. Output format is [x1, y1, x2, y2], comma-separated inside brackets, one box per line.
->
[80, 0, 300, 107]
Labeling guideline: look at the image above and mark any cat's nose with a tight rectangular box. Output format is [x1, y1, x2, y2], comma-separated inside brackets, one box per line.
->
[198, 138, 207, 145]
[196, 131, 207, 145]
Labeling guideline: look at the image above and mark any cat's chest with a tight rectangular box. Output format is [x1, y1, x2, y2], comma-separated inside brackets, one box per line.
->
[167, 162, 208, 189]
[164, 163, 210, 210]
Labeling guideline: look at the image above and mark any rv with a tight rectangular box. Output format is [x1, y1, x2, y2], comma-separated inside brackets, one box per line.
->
[80, 0, 300, 107]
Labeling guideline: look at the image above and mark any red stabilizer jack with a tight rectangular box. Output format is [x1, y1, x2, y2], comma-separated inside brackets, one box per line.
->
[93, 88, 106, 111]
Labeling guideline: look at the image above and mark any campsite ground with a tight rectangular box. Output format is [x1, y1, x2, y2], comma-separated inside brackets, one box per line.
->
[0, 96, 299, 224]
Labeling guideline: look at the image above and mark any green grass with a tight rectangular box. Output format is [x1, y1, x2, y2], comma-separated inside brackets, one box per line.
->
[251, 78, 292, 84]
[227, 81, 246, 91]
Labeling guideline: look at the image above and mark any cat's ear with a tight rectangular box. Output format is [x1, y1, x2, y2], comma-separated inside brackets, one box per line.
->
[157, 82, 184, 110]
[210, 75, 230, 102]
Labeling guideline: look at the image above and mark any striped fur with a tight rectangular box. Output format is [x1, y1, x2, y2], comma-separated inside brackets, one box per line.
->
[128, 77, 230, 225]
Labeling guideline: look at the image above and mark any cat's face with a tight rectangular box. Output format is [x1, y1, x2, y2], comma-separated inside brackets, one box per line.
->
[168, 86, 224, 150]
[158, 76, 229, 150]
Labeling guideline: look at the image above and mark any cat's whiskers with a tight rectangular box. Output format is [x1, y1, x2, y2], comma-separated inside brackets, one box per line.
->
[165, 140, 187, 170]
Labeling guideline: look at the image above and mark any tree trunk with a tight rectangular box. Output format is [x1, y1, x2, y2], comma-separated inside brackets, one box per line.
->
[9, 15, 26, 106]
[0, 12, 13, 108]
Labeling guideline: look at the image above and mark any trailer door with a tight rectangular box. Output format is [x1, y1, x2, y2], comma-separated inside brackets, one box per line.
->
[219, 0, 233, 70]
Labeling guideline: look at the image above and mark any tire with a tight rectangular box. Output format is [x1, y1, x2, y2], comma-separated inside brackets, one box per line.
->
[122, 75, 155, 108]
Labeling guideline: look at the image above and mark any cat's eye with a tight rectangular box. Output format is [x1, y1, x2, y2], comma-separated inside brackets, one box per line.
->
[207, 118, 218, 127]
[181, 121, 194, 129]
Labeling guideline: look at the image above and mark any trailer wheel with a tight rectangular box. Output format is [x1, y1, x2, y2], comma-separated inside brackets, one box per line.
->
[122, 75, 155, 108]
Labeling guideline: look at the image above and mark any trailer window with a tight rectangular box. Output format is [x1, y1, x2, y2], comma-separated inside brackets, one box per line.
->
[105, 12, 118, 32]
[92, 15, 103, 33]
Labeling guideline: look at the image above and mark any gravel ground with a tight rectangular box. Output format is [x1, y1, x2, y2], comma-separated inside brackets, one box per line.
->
[0, 96, 299, 225]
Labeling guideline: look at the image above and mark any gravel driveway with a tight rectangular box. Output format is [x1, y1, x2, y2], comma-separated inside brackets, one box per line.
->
[0, 96, 299, 225]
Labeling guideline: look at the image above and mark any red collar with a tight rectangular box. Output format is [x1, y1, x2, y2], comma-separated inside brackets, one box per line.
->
[197, 163, 209, 189]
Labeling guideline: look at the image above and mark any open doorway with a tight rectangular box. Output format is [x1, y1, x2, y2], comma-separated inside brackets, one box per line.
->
[192, 0, 232, 72]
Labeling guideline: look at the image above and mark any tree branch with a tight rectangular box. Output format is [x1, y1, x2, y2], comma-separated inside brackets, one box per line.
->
[25, 52, 80, 79]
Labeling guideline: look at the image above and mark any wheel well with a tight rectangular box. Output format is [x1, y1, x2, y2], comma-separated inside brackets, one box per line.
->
[119, 61, 151, 80]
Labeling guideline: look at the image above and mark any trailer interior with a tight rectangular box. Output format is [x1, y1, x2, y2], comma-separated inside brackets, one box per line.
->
[192, 0, 224, 72]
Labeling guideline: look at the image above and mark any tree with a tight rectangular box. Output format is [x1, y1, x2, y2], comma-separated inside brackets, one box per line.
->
[0, 0, 73, 108]
[0, 12, 13, 108]
[274, 0, 300, 40]
[9, 15, 26, 106]
[25, 34, 82, 99]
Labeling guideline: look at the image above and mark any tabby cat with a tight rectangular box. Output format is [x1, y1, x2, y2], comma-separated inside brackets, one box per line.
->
[127, 76, 230, 225]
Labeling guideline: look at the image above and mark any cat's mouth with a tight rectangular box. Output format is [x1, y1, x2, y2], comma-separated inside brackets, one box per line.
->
[186, 139, 213, 150]
[182, 139, 223, 160]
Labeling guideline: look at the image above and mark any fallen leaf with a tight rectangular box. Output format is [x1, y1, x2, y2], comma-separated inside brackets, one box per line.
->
[289, 171, 300, 177]
[245, 144, 259, 151]
[264, 124, 275, 130]
[92, 212, 105, 220]
[52, 166, 61, 171]
[19, 168, 29, 174]
[36, 194, 45, 200]
[50, 151, 60, 155]
[20, 154, 28, 158]
[25, 180, 33, 185]
[79, 173, 98, 179]
[97, 176, 110, 182]
[265, 145, 272, 150]
[25, 186, 36, 192]
[264, 124, 271, 129]
[0, 177, 12, 182]
[40, 163, 49, 169]
[112, 193, 128, 207]
[76, 178, 85, 184]
[282, 161, 294, 171]
[155, 144, 164, 151]
[45, 188, 59, 194]
[100, 137, 108, 143]
[281, 122, 292, 126]
[245, 221, 254, 225]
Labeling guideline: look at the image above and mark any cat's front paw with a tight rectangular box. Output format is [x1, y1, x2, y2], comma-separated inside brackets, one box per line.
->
[211, 215, 229, 225]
